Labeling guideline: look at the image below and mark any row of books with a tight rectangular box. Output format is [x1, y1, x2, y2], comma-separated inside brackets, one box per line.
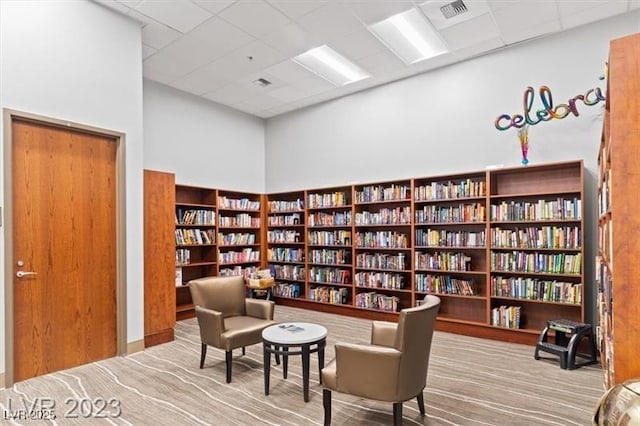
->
[491, 276, 581, 304]
[355, 272, 405, 289]
[415, 252, 472, 271]
[271, 264, 305, 281]
[356, 252, 407, 270]
[176, 249, 191, 266]
[268, 199, 303, 212]
[491, 226, 581, 249]
[490, 197, 582, 221]
[218, 249, 259, 265]
[218, 196, 260, 211]
[219, 232, 256, 246]
[355, 292, 400, 312]
[309, 249, 350, 265]
[490, 252, 582, 275]
[415, 229, 486, 247]
[176, 209, 215, 225]
[491, 305, 521, 329]
[355, 207, 411, 225]
[175, 229, 215, 246]
[415, 203, 486, 224]
[308, 267, 350, 284]
[267, 230, 300, 243]
[308, 211, 352, 227]
[274, 283, 302, 298]
[268, 247, 304, 263]
[308, 230, 351, 246]
[219, 265, 257, 278]
[268, 213, 301, 226]
[308, 286, 349, 304]
[415, 274, 476, 295]
[219, 214, 260, 228]
[308, 192, 348, 208]
[355, 184, 410, 203]
[355, 231, 409, 248]
[414, 179, 486, 201]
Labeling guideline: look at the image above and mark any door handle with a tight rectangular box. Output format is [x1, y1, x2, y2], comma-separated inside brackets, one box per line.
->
[16, 271, 37, 278]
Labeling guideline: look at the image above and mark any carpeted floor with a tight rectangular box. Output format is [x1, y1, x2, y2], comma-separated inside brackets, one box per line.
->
[0, 305, 604, 425]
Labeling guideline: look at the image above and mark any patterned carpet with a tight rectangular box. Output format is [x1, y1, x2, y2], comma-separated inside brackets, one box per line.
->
[0, 305, 604, 425]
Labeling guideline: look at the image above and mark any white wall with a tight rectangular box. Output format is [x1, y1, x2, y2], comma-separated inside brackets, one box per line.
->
[0, 0, 144, 377]
[144, 80, 265, 193]
[266, 12, 639, 191]
[265, 11, 640, 325]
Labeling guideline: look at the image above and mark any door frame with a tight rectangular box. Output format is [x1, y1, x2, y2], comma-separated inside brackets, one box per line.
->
[2, 109, 128, 386]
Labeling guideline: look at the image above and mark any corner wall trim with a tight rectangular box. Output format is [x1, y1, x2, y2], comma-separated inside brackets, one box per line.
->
[127, 340, 145, 355]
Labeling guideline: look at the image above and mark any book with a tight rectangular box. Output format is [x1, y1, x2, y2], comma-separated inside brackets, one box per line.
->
[279, 324, 305, 333]
[175, 267, 183, 287]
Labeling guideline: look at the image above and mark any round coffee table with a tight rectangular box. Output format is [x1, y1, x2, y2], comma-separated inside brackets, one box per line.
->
[262, 322, 327, 402]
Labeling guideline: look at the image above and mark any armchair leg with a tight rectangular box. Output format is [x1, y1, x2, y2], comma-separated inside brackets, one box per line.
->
[323, 389, 331, 426]
[242, 347, 246, 356]
[225, 351, 232, 383]
[199, 343, 207, 369]
[393, 402, 403, 426]
[417, 392, 425, 415]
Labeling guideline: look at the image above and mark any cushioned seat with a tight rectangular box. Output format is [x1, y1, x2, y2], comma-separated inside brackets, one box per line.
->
[189, 276, 276, 383]
[321, 295, 440, 425]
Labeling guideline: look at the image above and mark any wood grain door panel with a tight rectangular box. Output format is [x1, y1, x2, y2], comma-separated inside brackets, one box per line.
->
[12, 119, 117, 382]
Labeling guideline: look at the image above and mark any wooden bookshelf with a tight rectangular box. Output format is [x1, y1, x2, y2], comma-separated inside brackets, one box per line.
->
[217, 189, 263, 279]
[596, 33, 640, 388]
[143, 170, 176, 346]
[175, 184, 217, 320]
[489, 161, 584, 333]
[266, 191, 306, 300]
[270, 161, 585, 344]
[353, 179, 412, 313]
[414, 171, 488, 325]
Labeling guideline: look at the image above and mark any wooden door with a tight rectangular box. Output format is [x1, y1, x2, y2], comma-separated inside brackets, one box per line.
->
[12, 118, 118, 382]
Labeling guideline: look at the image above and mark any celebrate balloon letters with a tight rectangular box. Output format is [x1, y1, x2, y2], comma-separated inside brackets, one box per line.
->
[494, 85, 605, 131]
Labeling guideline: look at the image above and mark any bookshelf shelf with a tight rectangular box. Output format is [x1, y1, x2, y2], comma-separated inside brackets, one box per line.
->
[178, 261, 216, 268]
[416, 292, 486, 301]
[596, 33, 640, 389]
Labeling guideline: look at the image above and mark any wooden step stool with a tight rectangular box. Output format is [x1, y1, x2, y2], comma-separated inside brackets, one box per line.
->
[534, 319, 597, 370]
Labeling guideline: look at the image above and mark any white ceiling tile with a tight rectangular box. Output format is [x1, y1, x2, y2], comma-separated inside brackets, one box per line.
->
[126, 8, 156, 25]
[408, 51, 458, 73]
[218, 0, 290, 37]
[236, 72, 287, 93]
[94, 0, 132, 14]
[355, 50, 405, 77]
[261, 22, 322, 57]
[631, 0, 640, 10]
[438, 13, 501, 50]
[143, 61, 178, 84]
[135, 0, 213, 33]
[192, 0, 236, 14]
[170, 69, 232, 95]
[141, 21, 182, 49]
[452, 36, 505, 61]
[264, 60, 319, 83]
[238, 94, 286, 111]
[501, 19, 562, 45]
[267, 0, 328, 19]
[223, 40, 288, 74]
[268, 85, 310, 103]
[421, 0, 491, 30]
[142, 44, 157, 59]
[291, 95, 324, 108]
[265, 103, 298, 117]
[329, 28, 387, 60]
[115, 0, 143, 8]
[186, 16, 254, 59]
[296, 3, 365, 41]
[292, 75, 336, 96]
[559, 1, 629, 30]
[491, 1, 560, 44]
[343, 0, 414, 24]
[205, 83, 259, 104]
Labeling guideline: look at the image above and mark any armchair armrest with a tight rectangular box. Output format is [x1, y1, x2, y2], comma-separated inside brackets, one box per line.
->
[245, 298, 275, 320]
[371, 321, 397, 347]
[333, 343, 401, 400]
[195, 306, 225, 348]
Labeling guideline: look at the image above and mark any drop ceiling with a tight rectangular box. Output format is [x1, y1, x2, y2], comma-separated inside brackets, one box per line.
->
[94, 0, 639, 119]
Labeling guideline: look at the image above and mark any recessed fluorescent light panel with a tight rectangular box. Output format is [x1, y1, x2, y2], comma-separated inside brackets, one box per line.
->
[292, 45, 370, 86]
[368, 8, 448, 65]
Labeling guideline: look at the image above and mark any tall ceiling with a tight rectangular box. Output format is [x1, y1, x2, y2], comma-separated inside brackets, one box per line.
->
[95, 0, 639, 118]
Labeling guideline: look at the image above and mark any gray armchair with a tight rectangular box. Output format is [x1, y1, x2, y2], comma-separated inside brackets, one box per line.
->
[321, 295, 441, 425]
[189, 276, 276, 383]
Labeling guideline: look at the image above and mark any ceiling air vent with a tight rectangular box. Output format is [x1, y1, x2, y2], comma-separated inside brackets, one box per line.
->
[253, 78, 272, 88]
[440, 0, 468, 19]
